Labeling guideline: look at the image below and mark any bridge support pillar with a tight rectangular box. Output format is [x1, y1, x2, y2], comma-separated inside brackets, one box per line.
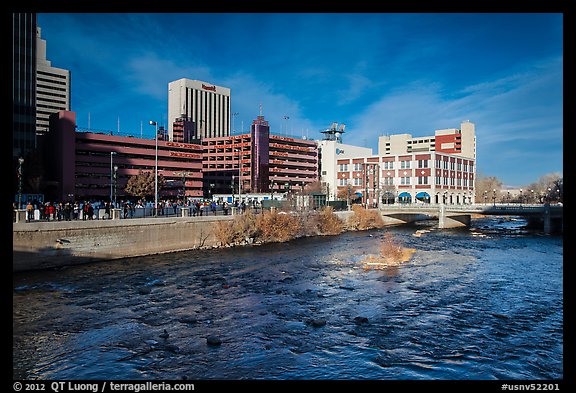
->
[438, 204, 471, 229]
[544, 204, 551, 234]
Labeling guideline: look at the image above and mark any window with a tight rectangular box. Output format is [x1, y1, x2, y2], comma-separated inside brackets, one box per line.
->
[418, 176, 429, 185]
[443, 177, 448, 185]
[354, 177, 363, 186]
[463, 163, 468, 172]
[339, 178, 347, 186]
[443, 160, 448, 169]
[435, 159, 441, 168]
[418, 159, 429, 168]
[463, 178, 468, 187]
[383, 161, 394, 169]
[354, 163, 363, 171]
[435, 176, 441, 185]
[338, 164, 349, 172]
[457, 162, 462, 171]
[400, 160, 411, 169]
[450, 177, 455, 186]
[383, 177, 394, 186]
[457, 178, 461, 186]
[400, 176, 411, 185]
[450, 161, 455, 170]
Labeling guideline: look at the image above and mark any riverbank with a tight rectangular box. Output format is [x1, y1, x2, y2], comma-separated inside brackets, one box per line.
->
[13, 209, 374, 272]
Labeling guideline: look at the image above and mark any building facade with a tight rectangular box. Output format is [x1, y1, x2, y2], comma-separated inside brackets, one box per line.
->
[202, 115, 318, 199]
[167, 78, 231, 140]
[378, 120, 476, 160]
[36, 27, 71, 135]
[336, 151, 476, 207]
[40, 111, 203, 202]
[333, 121, 476, 206]
[13, 12, 37, 159]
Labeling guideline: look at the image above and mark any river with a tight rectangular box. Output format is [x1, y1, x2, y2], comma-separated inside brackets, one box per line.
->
[12, 216, 563, 380]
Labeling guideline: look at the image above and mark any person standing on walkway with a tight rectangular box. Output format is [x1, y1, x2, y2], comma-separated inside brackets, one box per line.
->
[26, 202, 34, 222]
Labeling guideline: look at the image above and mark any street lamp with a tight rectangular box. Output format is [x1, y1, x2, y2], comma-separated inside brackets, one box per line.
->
[113, 165, 118, 207]
[110, 152, 117, 206]
[232, 112, 239, 134]
[283, 115, 290, 137]
[232, 174, 235, 203]
[149, 120, 158, 216]
[235, 147, 242, 203]
[547, 187, 551, 204]
[492, 189, 496, 207]
[519, 188, 523, 206]
[17, 157, 24, 209]
[483, 190, 487, 205]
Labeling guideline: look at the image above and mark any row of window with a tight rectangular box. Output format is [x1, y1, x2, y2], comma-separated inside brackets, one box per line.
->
[339, 177, 474, 187]
[37, 70, 68, 80]
[37, 76, 68, 86]
[341, 159, 474, 172]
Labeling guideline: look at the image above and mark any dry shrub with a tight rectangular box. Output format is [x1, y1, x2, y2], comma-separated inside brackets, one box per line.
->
[257, 210, 302, 243]
[297, 206, 344, 237]
[380, 231, 404, 261]
[363, 232, 416, 270]
[214, 212, 259, 246]
[316, 206, 344, 235]
[349, 205, 385, 230]
[214, 220, 234, 246]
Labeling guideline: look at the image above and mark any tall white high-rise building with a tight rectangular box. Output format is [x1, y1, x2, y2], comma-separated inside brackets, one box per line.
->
[35, 27, 70, 135]
[168, 78, 231, 140]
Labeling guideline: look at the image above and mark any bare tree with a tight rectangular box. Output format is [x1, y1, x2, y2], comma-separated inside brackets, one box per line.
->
[124, 170, 165, 201]
[474, 172, 503, 204]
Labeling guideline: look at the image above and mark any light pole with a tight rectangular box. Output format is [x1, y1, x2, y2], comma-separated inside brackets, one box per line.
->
[113, 165, 118, 207]
[232, 174, 235, 203]
[149, 120, 158, 216]
[232, 112, 239, 134]
[283, 115, 289, 137]
[236, 147, 242, 203]
[483, 190, 487, 205]
[17, 157, 24, 209]
[110, 152, 116, 205]
[530, 189, 535, 204]
[519, 188, 523, 206]
[492, 189, 496, 207]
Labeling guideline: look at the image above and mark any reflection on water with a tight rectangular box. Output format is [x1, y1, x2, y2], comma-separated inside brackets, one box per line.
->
[13, 216, 563, 380]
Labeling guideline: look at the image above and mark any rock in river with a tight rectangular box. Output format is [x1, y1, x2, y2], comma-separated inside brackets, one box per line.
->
[353, 316, 369, 324]
[206, 336, 222, 346]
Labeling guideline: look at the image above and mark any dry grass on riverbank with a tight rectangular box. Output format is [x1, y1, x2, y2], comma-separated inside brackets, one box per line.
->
[214, 206, 344, 247]
[348, 205, 385, 230]
[362, 232, 416, 270]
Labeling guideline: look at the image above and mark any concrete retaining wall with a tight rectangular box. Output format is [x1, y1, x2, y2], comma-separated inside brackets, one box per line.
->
[13, 209, 392, 273]
[13, 216, 232, 272]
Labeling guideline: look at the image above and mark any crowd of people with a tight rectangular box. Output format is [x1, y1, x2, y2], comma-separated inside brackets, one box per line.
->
[15, 197, 262, 223]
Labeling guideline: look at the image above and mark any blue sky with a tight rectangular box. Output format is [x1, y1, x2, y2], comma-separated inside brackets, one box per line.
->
[36, 13, 563, 187]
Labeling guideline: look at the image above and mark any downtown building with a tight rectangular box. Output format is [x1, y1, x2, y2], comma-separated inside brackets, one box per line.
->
[39, 111, 203, 203]
[13, 13, 37, 160]
[322, 121, 477, 206]
[167, 78, 231, 141]
[201, 114, 318, 199]
[35, 27, 71, 135]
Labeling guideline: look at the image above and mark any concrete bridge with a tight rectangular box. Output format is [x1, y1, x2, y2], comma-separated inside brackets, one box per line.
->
[378, 203, 563, 234]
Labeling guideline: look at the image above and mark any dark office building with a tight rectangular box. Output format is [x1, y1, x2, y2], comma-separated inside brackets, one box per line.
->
[13, 13, 37, 159]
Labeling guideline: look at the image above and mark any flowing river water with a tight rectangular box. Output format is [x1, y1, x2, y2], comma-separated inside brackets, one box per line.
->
[13, 216, 563, 380]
